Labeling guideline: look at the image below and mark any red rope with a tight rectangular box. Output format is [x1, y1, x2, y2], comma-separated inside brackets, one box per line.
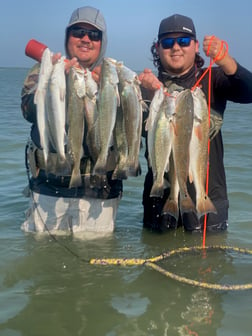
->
[202, 62, 212, 247]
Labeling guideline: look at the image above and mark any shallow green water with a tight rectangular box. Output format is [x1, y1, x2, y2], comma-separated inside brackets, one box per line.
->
[0, 68, 252, 336]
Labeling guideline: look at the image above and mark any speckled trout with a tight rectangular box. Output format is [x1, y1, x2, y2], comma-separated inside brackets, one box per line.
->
[47, 56, 66, 165]
[67, 67, 86, 188]
[190, 87, 217, 218]
[146, 87, 166, 170]
[34, 48, 53, 166]
[113, 61, 143, 179]
[172, 89, 196, 215]
[148, 91, 176, 197]
[83, 69, 99, 164]
[93, 58, 120, 176]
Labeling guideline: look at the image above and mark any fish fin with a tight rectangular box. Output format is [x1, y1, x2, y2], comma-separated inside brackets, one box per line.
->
[194, 124, 203, 141]
[189, 171, 193, 184]
[162, 199, 179, 221]
[171, 121, 178, 136]
[196, 195, 217, 219]
[34, 90, 39, 104]
[115, 85, 120, 107]
[145, 117, 151, 131]
[141, 100, 148, 111]
[145, 116, 155, 132]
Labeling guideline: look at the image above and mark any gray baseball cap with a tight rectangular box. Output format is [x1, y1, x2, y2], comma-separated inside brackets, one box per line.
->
[67, 6, 106, 32]
[158, 14, 196, 39]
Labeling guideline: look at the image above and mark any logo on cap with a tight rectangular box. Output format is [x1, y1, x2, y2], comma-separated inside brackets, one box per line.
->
[183, 26, 193, 33]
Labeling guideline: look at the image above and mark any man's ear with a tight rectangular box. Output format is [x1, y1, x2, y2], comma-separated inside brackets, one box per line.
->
[195, 39, 199, 53]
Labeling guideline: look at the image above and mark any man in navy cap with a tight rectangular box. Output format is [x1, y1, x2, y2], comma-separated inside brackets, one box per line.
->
[139, 14, 252, 233]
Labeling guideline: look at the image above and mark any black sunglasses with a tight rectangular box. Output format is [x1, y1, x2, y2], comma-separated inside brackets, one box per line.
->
[70, 27, 102, 41]
[160, 36, 194, 49]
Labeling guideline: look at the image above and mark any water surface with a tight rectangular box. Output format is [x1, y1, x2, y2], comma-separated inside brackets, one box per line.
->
[0, 68, 251, 336]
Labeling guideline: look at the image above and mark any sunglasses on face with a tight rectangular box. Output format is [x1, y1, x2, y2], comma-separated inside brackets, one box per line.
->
[160, 36, 194, 49]
[70, 27, 102, 41]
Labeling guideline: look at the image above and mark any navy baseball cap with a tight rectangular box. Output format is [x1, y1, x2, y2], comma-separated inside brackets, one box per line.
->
[158, 14, 196, 39]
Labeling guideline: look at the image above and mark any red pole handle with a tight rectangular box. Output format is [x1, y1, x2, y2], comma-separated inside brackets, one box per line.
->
[25, 39, 48, 62]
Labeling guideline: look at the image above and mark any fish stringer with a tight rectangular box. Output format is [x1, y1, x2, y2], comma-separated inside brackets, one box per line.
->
[191, 37, 228, 247]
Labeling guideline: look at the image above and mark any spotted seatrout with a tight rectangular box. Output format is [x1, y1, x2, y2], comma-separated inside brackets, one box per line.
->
[67, 67, 86, 188]
[148, 91, 176, 198]
[47, 56, 67, 170]
[190, 87, 217, 218]
[34, 48, 53, 167]
[93, 58, 120, 176]
[172, 89, 196, 215]
[113, 61, 143, 179]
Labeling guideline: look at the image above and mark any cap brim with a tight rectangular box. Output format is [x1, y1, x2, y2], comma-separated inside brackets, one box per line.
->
[159, 31, 195, 39]
[67, 20, 103, 31]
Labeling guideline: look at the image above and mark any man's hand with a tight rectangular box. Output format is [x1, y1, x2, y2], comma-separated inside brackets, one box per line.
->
[138, 68, 162, 91]
[203, 35, 237, 74]
[91, 65, 102, 83]
[52, 53, 79, 73]
[203, 35, 226, 61]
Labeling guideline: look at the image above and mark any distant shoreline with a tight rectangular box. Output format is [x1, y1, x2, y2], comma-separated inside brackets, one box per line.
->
[0, 66, 30, 70]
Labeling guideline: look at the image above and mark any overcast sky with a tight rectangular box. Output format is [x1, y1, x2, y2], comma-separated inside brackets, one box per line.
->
[1, 0, 251, 71]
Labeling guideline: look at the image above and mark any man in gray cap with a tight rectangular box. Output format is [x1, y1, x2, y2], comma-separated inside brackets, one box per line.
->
[65, 6, 107, 70]
[139, 14, 252, 233]
[21, 6, 123, 234]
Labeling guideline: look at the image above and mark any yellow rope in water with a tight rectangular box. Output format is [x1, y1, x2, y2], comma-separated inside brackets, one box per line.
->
[89, 245, 252, 291]
[90, 258, 146, 266]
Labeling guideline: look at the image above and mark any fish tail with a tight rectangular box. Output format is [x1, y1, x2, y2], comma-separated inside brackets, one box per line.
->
[180, 194, 196, 215]
[93, 156, 107, 176]
[127, 162, 142, 177]
[112, 166, 128, 180]
[162, 199, 179, 221]
[69, 169, 82, 188]
[150, 182, 164, 198]
[197, 196, 217, 219]
[56, 157, 71, 176]
[58, 153, 67, 164]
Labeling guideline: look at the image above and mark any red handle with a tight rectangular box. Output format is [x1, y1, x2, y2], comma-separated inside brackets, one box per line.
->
[25, 39, 48, 62]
